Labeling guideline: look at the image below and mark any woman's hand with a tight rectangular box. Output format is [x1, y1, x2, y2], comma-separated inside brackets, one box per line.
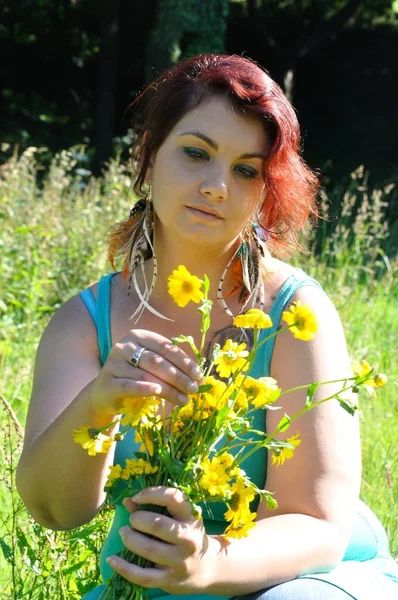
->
[106, 486, 216, 595]
[90, 330, 203, 417]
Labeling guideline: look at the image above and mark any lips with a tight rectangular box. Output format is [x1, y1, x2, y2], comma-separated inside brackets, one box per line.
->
[187, 205, 224, 219]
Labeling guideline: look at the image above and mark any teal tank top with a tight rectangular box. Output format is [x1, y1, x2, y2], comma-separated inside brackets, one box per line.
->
[79, 269, 398, 600]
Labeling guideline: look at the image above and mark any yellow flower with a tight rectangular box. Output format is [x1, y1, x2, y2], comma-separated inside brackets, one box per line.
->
[105, 464, 123, 488]
[224, 519, 257, 539]
[352, 360, 388, 394]
[374, 373, 387, 387]
[352, 359, 372, 379]
[233, 309, 273, 329]
[224, 478, 257, 538]
[234, 388, 249, 411]
[177, 398, 194, 420]
[271, 433, 301, 467]
[214, 339, 249, 378]
[120, 467, 131, 480]
[199, 456, 231, 497]
[167, 265, 204, 307]
[121, 396, 160, 427]
[282, 301, 318, 341]
[217, 452, 235, 471]
[125, 458, 158, 476]
[224, 503, 255, 528]
[243, 376, 281, 408]
[201, 376, 228, 411]
[223, 477, 256, 532]
[173, 419, 185, 436]
[352, 360, 378, 397]
[232, 374, 249, 411]
[230, 477, 256, 504]
[135, 430, 154, 456]
[73, 425, 113, 456]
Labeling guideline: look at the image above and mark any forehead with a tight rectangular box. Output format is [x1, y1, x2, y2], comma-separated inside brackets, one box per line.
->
[172, 96, 269, 152]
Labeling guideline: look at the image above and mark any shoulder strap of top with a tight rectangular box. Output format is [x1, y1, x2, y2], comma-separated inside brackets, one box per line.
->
[252, 269, 323, 377]
[79, 288, 97, 325]
[79, 273, 116, 366]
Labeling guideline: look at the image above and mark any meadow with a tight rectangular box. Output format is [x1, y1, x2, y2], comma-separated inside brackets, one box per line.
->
[0, 147, 397, 598]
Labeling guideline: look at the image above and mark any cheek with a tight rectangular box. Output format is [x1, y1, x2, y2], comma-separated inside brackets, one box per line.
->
[153, 148, 196, 190]
[235, 183, 264, 218]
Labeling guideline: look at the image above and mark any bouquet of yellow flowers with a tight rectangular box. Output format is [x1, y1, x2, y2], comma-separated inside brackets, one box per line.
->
[73, 266, 387, 600]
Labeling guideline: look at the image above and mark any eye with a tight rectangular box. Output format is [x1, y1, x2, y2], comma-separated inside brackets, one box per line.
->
[235, 165, 258, 179]
[183, 147, 210, 161]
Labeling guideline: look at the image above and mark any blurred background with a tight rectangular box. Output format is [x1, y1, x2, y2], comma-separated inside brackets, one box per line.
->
[1, 0, 397, 186]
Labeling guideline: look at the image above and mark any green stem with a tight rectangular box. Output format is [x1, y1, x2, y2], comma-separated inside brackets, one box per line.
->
[278, 377, 357, 398]
[238, 383, 357, 465]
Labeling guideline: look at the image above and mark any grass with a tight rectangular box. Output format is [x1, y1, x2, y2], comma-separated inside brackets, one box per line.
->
[0, 149, 397, 598]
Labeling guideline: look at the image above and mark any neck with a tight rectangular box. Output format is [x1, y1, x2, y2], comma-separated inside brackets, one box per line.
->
[147, 236, 242, 314]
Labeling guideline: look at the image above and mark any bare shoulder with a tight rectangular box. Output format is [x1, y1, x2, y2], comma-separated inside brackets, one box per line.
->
[42, 286, 99, 355]
[271, 276, 349, 381]
[260, 256, 307, 307]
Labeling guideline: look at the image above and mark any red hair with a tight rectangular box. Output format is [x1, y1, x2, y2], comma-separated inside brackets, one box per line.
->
[109, 53, 319, 269]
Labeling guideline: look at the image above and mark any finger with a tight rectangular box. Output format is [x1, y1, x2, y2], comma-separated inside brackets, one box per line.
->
[131, 487, 196, 523]
[122, 498, 138, 513]
[112, 377, 163, 397]
[106, 554, 169, 588]
[128, 349, 200, 396]
[113, 371, 190, 407]
[119, 526, 179, 567]
[131, 331, 203, 380]
[129, 509, 187, 546]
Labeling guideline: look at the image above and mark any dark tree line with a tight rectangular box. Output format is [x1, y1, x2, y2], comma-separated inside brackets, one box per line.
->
[1, 0, 397, 186]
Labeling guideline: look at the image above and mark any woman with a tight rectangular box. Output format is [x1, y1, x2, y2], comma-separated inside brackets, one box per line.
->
[16, 54, 398, 599]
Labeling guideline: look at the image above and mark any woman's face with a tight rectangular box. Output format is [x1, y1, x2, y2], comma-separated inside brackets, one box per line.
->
[148, 96, 271, 250]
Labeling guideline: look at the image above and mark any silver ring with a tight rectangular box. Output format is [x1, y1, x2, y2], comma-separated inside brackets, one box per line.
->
[130, 347, 145, 368]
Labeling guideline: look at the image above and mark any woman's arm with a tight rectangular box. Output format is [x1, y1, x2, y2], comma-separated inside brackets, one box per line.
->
[16, 295, 118, 530]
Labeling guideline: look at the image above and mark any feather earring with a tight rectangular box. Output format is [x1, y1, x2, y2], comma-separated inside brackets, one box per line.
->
[125, 200, 172, 325]
[216, 225, 265, 318]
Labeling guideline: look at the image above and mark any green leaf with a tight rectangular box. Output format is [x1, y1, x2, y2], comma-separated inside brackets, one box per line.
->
[338, 400, 357, 416]
[172, 335, 190, 344]
[198, 384, 213, 393]
[203, 274, 210, 296]
[133, 451, 150, 460]
[216, 403, 230, 428]
[62, 560, 87, 576]
[0, 538, 13, 563]
[306, 382, 319, 406]
[172, 335, 198, 353]
[277, 414, 291, 432]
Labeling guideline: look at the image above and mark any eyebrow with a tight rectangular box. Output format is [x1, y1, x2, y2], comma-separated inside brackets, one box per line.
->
[177, 130, 267, 160]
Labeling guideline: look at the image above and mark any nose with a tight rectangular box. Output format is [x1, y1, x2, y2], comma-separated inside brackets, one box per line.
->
[199, 166, 228, 201]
